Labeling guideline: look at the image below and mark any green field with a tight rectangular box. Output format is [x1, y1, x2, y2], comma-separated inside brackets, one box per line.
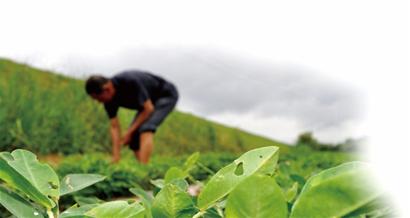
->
[1, 58, 385, 217]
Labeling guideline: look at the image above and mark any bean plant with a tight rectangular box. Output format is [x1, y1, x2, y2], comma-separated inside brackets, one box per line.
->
[0, 147, 388, 218]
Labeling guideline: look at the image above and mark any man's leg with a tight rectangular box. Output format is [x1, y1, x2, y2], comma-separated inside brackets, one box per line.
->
[133, 95, 178, 163]
[136, 131, 154, 164]
[133, 150, 140, 161]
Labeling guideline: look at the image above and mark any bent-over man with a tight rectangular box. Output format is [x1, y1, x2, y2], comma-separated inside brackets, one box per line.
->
[85, 70, 178, 164]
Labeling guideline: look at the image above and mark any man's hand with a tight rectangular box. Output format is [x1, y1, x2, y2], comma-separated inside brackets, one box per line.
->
[125, 100, 154, 143]
[121, 132, 133, 145]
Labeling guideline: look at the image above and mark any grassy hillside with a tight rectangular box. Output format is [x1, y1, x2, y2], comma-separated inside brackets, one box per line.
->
[0, 58, 289, 156]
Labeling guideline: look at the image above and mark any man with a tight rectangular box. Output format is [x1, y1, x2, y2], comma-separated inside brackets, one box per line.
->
[85, 70, 178, 164]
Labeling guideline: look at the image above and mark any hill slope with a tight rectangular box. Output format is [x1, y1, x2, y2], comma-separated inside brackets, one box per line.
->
[0, 58, 289, 156]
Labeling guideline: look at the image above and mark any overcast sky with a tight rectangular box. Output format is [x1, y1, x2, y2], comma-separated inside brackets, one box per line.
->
[13, 47, 364, 143]
[0, 0, 409, 212]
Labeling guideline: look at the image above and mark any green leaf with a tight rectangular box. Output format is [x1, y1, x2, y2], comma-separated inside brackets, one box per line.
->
[285, 182, 299, 203]
[0, 185, 45, 218]
[182, 152, 200, 173]
[169, 179, 189, 191]
[130, 186, 153, 218]
[60, 174, 105, 196]
[0, 153, 54, 208]
[73, 196, 104, 206]
[0, 150, 60, 198]
[130, 186, 153, 205]
[150, 179, 165, 189]
[225, 174, 288, 218]
[197, 146, 279, 210]
[85, 201, 145, 218]
[290, 162, 381, 218]
[59, 204, 98, 218]
[164, 167, 187, 184]
[151, 183, 198, 218]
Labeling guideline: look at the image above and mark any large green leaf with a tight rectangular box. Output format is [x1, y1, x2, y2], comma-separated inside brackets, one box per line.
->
[0, 153, 54, 208]
[0, 185, 45, 218]
[0, 150, 59, 198]
[290, 162, 381, 218]
[60, 174, 105, 196]
[85, 201, 145, 218]
[197, 146, 279, 210]
[225, 174, 288, 218]
[151, 183, 198, 218]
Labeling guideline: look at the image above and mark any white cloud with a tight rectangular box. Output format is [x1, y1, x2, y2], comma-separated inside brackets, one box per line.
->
[208, 112, 304, 144]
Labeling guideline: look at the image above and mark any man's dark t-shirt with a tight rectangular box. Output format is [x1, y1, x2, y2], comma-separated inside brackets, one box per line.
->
[104, 70, 176, 119]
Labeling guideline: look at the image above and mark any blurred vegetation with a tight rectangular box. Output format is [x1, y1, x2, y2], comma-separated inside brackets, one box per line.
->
[0, 58, 289, 155]
[275, 145, 358, 192]
[296, 131, 364, 152]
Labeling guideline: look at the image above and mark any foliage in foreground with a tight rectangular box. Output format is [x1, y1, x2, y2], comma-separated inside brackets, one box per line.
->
[55, 151, 237, 200]
[0, 149, 105, 218]
[0, 147, 390, 218]
[55, 145, 354, 205]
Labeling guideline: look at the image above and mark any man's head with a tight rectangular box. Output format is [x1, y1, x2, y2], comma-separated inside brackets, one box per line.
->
[85, 75, 115, 103]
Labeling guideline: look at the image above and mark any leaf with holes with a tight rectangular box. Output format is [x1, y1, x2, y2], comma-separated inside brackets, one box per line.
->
[0, 150, 60, 198]
[59, 203, 97, 218]
[60, 174, 105, 196]
[197, 146, 279, 210]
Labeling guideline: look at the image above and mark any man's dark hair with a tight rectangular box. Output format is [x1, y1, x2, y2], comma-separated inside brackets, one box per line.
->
[85, 75, 109, 95]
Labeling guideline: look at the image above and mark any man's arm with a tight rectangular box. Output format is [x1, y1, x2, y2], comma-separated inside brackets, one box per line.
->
[122, 100, 155, 145]
[110, 117, 121, 163]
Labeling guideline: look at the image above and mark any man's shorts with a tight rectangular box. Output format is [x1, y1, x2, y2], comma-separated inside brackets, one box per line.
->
[129, 83, 178, 151]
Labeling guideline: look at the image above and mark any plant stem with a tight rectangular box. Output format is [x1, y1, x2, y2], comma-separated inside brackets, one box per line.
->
[196, 162, 215, 175]
[192, 210, 206, 218]
[46, 209, 54, 218]
[51, 198, 59, 218]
